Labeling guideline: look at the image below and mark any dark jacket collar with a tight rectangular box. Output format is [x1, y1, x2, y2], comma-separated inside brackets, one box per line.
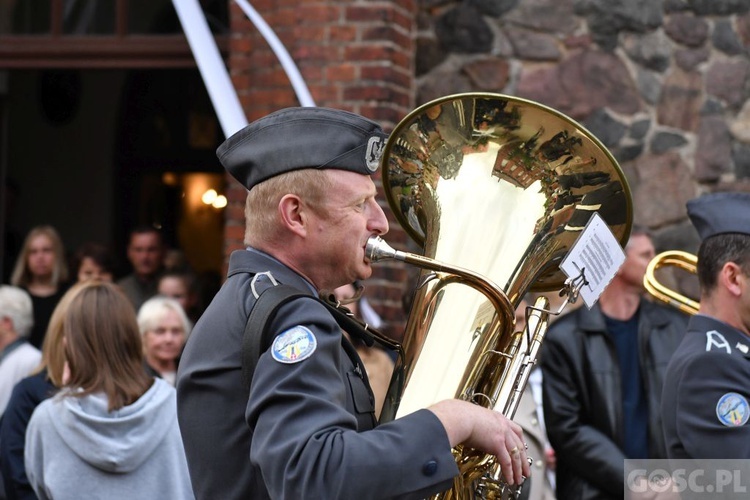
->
[577, 297, 678, 334]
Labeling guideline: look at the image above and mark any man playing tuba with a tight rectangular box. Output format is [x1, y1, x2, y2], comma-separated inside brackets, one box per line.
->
[176, 107, 530, 500]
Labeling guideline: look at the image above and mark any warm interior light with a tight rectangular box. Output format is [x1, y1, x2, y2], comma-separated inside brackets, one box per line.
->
[162, 172, 179, 186]
[202, 189, 218, 205]
[212, 195, 227, 209]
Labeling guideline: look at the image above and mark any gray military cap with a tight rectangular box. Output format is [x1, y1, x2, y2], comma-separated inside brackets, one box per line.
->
[217, 107, 388, 191]
[687, 192, 750, 240]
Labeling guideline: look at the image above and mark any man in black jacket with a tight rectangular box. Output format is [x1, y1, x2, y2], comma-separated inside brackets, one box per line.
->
[540, 227, 689, 500]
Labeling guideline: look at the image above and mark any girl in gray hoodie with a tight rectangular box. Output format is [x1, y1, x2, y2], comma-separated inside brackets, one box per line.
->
[24, 281, 194, 500]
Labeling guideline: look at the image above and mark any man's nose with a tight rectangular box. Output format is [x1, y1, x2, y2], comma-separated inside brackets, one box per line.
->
[370, 200, 389, 235]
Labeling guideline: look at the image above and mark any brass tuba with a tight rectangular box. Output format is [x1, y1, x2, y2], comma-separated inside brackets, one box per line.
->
[368, 93, 632, 499]
[643, 250, 699, 315]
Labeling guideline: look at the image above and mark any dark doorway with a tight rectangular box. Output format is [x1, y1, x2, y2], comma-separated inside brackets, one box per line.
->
[1, 67, 225, 282]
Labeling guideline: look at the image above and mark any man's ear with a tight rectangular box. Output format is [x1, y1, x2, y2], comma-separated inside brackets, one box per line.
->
[721, 262, 744, 297]
[278, 194, 307, 237]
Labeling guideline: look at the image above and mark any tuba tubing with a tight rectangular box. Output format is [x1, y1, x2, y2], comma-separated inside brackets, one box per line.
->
[366, 236, 515, 326]
[644, 250, 699, 315]
[368, 234, 549, 499]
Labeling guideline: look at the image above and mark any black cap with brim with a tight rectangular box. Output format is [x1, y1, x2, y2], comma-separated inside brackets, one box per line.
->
[217, 107, 388, 191]
[687, 192, 750, 240]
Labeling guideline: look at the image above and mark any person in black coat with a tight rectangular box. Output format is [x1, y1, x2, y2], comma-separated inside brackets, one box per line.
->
[540, 227, 689, 500]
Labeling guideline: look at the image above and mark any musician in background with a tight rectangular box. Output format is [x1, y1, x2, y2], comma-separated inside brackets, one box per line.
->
[540, 227, 688, 500]
[661, 192, 750, 459]
[176, 107, 530, 499]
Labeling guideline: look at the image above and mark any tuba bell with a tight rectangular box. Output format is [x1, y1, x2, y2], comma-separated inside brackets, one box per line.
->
[368, 93, 633, 499]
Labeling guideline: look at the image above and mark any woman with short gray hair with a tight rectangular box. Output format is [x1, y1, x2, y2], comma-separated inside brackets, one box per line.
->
[137, 296, 192, 386]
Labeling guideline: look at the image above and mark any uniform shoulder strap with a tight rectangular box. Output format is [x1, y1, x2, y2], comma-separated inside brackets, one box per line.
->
[241, 284, 307, 390]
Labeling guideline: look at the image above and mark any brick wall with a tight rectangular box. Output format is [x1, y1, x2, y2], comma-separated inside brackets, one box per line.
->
[223, 0, 418, 332]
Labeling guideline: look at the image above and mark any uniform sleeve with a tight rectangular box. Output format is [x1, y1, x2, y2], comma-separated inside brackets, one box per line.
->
[540, 330, 626, 496]
[247, 297, 458, 500]
[673, 351, 750, 459]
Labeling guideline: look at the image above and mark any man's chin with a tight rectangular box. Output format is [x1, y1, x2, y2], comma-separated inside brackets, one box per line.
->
[357, 264, 373, 280]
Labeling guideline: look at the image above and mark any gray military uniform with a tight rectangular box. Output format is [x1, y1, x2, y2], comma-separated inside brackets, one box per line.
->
[661, 314, 750, 459]
[176, 248, 457, 499]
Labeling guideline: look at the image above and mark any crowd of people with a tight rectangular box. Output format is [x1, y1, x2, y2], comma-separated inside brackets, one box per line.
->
[0, 105, 748, 500]
[0, 223, 206, 499]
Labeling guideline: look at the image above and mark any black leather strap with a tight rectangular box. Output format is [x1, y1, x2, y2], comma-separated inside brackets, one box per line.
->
[241, 285, 306, 390]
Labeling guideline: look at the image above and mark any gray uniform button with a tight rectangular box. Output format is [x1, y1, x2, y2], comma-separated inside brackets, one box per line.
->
[422, 460, 438, 476]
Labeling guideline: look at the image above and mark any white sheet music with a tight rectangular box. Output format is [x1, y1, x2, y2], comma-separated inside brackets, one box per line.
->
[560, 213, 626, 308]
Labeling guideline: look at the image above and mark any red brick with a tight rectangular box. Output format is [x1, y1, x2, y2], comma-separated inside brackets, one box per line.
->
[325, 63, 357, 82]
[342, 86, 394, 101]
[362, 26, 411, 49]
[294, 25, 328, 42]
[344, 45, 394, 62]
[345, 5, 395, 23]
[361, 65, 411, 89]
[308, 84, 340, 103]
[249, 0, 273, 10]
[298, 4, 343, 23]
[301, 65, 324, 82]
[329, 25, 358, 43]
[391, 8, 414, 32]
[229, 37, 254, 53]
[295, 44, 340, 62]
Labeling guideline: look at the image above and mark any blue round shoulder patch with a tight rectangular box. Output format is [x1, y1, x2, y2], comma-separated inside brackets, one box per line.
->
[271, 326, 317, 364]
[716, 392, 750, 427]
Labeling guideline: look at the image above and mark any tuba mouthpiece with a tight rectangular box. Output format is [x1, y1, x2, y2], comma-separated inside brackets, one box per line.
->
[365, 236, 402, 262]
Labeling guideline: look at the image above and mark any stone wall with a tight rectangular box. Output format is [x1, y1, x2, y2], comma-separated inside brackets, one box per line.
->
[416, 0, 750, 256]
[224, 0, 750, 330]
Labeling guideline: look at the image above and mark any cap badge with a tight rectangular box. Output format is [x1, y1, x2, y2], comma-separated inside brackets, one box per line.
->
[271, 326, 317, 364]
[365, 136, 385, 172]
[716, 392, 750, 427]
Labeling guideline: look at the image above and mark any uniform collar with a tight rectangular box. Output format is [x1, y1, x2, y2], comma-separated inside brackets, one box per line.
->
[227, 247, 318, 295]
[689, 314, 750, 358]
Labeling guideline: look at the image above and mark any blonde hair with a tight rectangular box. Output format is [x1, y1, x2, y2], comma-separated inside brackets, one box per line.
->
[137, 295, 193, 339]
[244, 169, 334, 246]
[62, 281, 152, 412]
[11, 225, 69, 287]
